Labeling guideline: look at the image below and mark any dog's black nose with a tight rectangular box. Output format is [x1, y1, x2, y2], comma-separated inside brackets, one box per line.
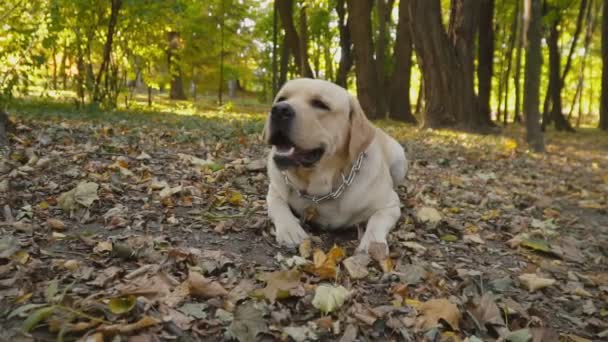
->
[271, 102, 295, 122]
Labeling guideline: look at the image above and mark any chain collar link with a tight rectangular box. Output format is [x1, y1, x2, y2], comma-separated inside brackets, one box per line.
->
[282, 151, 367, 204]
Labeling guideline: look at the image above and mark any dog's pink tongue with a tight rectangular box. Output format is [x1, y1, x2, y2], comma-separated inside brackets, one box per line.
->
[275, 146, 295, 156]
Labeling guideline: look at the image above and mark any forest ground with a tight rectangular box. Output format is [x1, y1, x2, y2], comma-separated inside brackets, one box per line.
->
[0, 97, 607, 341]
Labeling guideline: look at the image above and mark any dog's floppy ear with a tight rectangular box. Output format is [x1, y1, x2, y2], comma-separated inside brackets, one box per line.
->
[348, 94, 375, 159]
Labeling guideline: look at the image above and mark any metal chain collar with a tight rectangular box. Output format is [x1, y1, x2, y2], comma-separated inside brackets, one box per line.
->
[282, 151, 367, 204]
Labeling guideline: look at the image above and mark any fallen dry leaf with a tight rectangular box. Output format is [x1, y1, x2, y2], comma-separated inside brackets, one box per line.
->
[254, 269, 303, 303]
[187, 271, 228, 298]
[416, 298, 461, 331]
[518, 273, 556, 292]
[312, 284, 351, 314]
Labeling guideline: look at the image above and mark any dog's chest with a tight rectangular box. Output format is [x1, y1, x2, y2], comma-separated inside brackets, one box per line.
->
[287, 193, 365, 228]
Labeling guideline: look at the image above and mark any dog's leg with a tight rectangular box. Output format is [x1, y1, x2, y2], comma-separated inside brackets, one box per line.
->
[267, 186, 309, 247]
[356, 192, 401, 253]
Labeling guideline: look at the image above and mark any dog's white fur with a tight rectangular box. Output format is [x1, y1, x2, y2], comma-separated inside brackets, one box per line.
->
[265, 79, 407, 252]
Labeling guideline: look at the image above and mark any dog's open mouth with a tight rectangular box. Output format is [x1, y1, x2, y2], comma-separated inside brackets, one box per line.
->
[270, 133, 324, 168]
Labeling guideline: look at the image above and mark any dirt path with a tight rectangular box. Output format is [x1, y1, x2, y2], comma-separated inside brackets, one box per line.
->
[1, 112, 606, 341]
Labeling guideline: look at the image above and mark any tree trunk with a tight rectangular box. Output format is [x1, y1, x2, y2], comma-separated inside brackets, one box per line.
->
[600, 0, 608, 130]
[277, 0, 313, 78]
[523, 0, 545, 152]
[545, 20, 575, 131]
[272, 0, 279, 96]
[409, 0, 481, 129]
[477, 0, 495, 126]
[415, 75, 424, 114]
[502, 4, 519, 125]
[409, 0, 459, 127]
[388, 0, 416, 123]
[219, 0, 225, 105]
[167, 31, 187, 100]
[60, 44, 68, 90]
[513, 2, 524, 123]
[335, 0, 352, 87]
[279, 35, 290, 87]
[570, 0, 594, 121]
[376, 0, 395, 96]
[93, 0, 122, 103]
[298, 5, 311, 77]
[347, 0, 383, 119]
[0, 110, 14, 147]
[51, 46, 58, 90]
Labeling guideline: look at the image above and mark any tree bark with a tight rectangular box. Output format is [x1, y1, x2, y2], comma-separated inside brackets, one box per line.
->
[335, 0, 352, 87]
[513, 2, 524, 123]
[523, 0, 545, 151]
[545, 19, 575, 131]
[279, 35, 290, 87]
[93, 0, 122, 103]
[570, 0, 594, 121]
[409, 0, 482, 129]
[0, 110, 15, 147]
[409, 0, 459, 127]
[347, 0, 383, 119]
[277, 0, 313, 78]
[477, 0, 495, 126]
[167, 31, 187, 100]
[298, 5, 311, 77]
[600, 0, 608, 130]
[388, 0, 416, 123]
[376, 0, 395, 93]
[502, 4, 519, 125]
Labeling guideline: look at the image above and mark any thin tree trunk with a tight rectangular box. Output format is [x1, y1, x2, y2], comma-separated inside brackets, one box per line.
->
[299, 5, 311, 77]
[272, 0, 278, 96]
[279, 35, 290, 87]
[523, 0, 545, 151]
[513, 2, 524, 123]
[388, 0, 416, 123]
[277, 0, 313, 78]
[347, 0, 383, 119]
[60, 44, 68, 90]
[218, 0, 225, 105]
[571, 0, 595, 120]
[335, 0, 352, 87]
[502, 5, 519, 125]
[376, 0, 395, 98]
[51, 46, 58, 90]
[168, 31, 187, 100]
[600, 0, 608, 130]
[93, 0, 122, 103]
[415, 75, 424, 114]
[477, 0, 495, 126]
[542, 0, 585, 131]
[546, 19, 575, 131]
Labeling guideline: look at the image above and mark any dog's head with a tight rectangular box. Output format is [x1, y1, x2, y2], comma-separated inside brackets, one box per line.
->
[264, 78, 374, 170]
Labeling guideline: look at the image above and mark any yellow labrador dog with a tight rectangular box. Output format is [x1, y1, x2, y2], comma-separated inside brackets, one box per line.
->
[265, 78, 407, 252]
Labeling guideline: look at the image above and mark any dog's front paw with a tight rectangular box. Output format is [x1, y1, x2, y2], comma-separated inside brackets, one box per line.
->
[275, 223, 309, 248]
[356, 237, 389, 255]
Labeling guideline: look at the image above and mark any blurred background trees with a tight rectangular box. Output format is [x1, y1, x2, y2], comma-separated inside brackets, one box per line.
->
[1, 0, 607, 148]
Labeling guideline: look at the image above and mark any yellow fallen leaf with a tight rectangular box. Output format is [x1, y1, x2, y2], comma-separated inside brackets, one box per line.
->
[254, 269, 303, 302]
[187, 271, 228, 298]
[93, 241, 113, 254]
[518, 273, 556, 292]
[504, 138, 518, 151]
[98, 315, 160, 334]
[303, 245, 346, 279]
[299, 239, 312, 259]
[47, 218, 65, 231]
[416, 298, 461, 331]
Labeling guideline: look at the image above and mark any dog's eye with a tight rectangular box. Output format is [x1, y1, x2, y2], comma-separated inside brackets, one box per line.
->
[276, 96, 287, 102]
[311, 99, 330, 110]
